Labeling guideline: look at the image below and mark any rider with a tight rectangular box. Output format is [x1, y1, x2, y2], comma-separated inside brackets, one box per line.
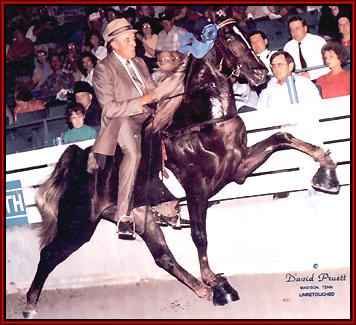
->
[87, 18, 157, 239]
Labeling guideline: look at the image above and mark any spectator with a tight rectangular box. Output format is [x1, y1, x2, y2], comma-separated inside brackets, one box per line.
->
[135, 6, 161, 34]
[283, 16, 329, 80]
[151, 50, 181, 83]
[73, 81, 102, 126]
[172, 6, 200, 33]
[338, 14, 351, 49]
[88, 11, 103, 33]
[14, 88, 46, 121]
[316, 42, 350, 99]
[63, 104, 97, 144]
[40, 53, 74, 100]
[274, 6, 305, 17]
[246, 6, 281, 22]
[7, 26, 34, 75]
[77, 51, 97, 86]
[31, 48, 51, 89]
[86, 29, 107, 61]
[156, 9, 188, 52]
[249, 31, 276, 74]
[33, 6, 58, 45]
[106, 7, 121, 23]
[97, 6, 108, 31]
[231, 75, 259, 111]
[193, 6, 217, 36]
[62, 42, 80, 76]
[136, 19, 158, 73]
[82, 41, 92, 53]
[229, 6, 247, 22]
[318, 6, 341, 41]
[256, 51, 321, 109]
[119, 6, 136, 24]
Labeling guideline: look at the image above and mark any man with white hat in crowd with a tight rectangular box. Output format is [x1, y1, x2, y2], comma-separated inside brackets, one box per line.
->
[88, 11, 103, 33]
[87, 18, 157, 239]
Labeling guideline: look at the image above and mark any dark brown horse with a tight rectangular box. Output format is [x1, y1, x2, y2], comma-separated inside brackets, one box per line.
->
[23, 20, 339, 318]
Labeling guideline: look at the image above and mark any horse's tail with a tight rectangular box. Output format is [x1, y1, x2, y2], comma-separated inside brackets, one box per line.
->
[36, 145, 85, 248]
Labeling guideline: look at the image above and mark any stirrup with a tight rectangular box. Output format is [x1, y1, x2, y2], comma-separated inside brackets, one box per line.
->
[116, 215, 136, 240]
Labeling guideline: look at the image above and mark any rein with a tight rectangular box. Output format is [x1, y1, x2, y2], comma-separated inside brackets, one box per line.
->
[161, 112, 238, 140]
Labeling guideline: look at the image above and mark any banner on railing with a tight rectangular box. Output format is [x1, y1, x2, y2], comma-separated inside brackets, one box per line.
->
[6, 180, 28, 226]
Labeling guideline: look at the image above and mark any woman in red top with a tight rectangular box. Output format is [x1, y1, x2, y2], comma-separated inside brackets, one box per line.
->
[316, 42, 350, 99]
[14, 89, 46, 121]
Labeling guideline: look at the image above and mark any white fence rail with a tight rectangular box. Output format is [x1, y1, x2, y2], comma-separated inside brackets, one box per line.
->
[5, 96, 350, 293]
[6, 96, 350, 225]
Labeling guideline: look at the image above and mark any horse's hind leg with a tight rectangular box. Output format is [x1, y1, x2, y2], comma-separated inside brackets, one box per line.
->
[133, 206, 213, 300]
[23, 221, 99, 319]
[235, 132, 339, 193]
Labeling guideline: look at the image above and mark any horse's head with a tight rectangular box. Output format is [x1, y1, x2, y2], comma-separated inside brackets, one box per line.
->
[214, 19, 268, 87]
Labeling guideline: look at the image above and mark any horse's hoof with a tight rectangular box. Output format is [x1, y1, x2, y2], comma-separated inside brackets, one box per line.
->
[23, 309, 37, 319]
[312, 166, 340, 194]
[212, 287, 228, 306]
[229, 290, 240, 302]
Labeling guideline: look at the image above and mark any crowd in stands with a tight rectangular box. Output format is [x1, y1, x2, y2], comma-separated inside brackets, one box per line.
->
[5, 5, 351, 148]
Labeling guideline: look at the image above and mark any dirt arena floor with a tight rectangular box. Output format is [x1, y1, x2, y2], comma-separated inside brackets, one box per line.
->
[6, 268, 349, 319]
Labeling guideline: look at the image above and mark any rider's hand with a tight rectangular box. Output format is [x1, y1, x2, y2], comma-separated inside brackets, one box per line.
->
[141, 89, 157, 106]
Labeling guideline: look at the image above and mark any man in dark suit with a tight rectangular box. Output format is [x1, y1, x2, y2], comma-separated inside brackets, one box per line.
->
[88, 18, 157, 239]
[73, 81, 102, 127]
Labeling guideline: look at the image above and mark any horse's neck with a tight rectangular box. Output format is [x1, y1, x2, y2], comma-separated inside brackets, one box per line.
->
[186, 56, 237, 118]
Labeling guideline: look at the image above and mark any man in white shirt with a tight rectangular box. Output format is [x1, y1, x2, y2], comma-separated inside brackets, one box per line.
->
[156, 9, 187, 52]
[283, 16, 329, 80]
[257, 51, 321, 110]
[249, 30, 276, 74]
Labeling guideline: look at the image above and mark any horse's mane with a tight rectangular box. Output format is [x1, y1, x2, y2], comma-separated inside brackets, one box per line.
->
[149, 55, 191, 133]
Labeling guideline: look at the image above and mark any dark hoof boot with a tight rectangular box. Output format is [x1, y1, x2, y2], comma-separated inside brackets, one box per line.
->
[312, 166, 340, 194]
[211, 274, 239, 306]
[117, 219, 135, 240]
[213, 287, 229, 306]
[23, 309, 37, 319]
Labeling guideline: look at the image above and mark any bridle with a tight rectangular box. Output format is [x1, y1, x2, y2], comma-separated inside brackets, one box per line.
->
[215, 18, 258, 79]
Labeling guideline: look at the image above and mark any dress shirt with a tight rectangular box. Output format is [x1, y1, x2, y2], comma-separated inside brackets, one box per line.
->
[256, 74, 321, 110]
[156, 25, 188, 51]
[92, 46, 108, 61]
[283, 33, 329, 80]
[258, 49, 276, 74]
[113, 51, 145, 96]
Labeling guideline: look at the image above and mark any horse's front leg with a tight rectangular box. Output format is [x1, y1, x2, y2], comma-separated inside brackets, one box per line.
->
[133, 206, 212, 300]
[186, 190, 240, 306]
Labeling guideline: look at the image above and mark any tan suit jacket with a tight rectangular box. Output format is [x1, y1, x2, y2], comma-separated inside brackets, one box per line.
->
[92, 52, 155, 156]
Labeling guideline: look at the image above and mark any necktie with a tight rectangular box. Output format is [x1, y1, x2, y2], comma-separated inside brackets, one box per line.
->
[298, 42, 307, 69]
[126, 60, 146, 95]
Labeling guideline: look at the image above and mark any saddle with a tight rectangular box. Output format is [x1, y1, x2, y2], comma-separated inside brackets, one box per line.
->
[86, 127, 189, 229]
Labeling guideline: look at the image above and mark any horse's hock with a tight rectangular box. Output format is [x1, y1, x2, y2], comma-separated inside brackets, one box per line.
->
[5, 96, 350, 295]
